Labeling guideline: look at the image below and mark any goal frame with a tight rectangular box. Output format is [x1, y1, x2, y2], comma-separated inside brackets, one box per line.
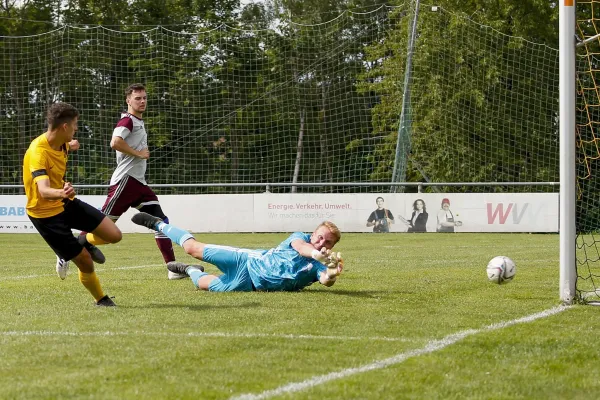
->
[559, 0, 576, 304]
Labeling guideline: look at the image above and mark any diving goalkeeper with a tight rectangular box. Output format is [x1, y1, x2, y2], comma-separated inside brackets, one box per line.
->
[131, 212, 344, 292]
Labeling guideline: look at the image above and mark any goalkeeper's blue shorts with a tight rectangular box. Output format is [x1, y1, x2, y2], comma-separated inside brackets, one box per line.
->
[203, 244, 262, 292]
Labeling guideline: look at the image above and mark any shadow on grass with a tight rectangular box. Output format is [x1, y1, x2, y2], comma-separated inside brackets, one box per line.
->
[121, 301, 262, 311]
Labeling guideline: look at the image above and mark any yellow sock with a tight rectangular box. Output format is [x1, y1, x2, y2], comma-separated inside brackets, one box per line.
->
[86, 232, 109, 246]
[79, 270, 105, 301]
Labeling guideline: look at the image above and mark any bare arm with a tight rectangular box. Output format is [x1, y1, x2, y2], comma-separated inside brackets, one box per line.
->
[36, 179, 74, 200]
[290, 238, 341, 286]
[290, 238, 327, 261]
[110, 136, 149, 159]
[398, 215, 410, 226]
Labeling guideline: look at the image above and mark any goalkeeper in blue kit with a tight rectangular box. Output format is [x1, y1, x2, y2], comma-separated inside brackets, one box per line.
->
[131, 212, 344, 291]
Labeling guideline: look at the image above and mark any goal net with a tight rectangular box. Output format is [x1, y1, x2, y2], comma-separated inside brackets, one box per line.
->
[576, 0, 600, 302]
[0, 5, 558, 196]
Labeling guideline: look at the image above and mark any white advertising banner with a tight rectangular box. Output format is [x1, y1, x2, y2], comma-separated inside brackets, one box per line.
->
[0, 192, 558, 233]
[254, 193, 558, 233]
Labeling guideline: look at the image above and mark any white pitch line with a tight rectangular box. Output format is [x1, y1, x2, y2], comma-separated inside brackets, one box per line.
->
[0, 264, 165, 281]
[381, 245, 557, 250]
[0, 330, 415, 343]
[104, 264, 166, 272]
[230, 305, 571, 400]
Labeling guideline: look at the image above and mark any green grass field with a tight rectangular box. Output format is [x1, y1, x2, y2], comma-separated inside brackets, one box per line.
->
[1, 232, 599, 399]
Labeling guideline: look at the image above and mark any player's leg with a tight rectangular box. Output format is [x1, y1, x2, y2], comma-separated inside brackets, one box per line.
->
[131, 211, 207, 280]
[70, 248, 115, 306]
[201, 245, 255, 292]
[165, 262, 218, 289]
[76, 234, 106, 264]
[66, 199, 122, 244]
[29, 214, 73, 280]
[131, 211, 197, 250]
[81, 177, 132, 246]
[137, 203, 176, 262]
[168, 245, 255, 292]
[77, 178, 130, 263]
[28, 210, 116, 306]
[131, 212, 255, 291]
[132, 183, 183, 279]
[90, 217, 123, 243]
[137, 202, 182, 279]
[65, 199, 120, 305]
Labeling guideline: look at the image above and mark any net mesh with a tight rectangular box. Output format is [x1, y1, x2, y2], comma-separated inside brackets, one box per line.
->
[0, 5, 559, 196]
[576, 0, 600, 302]
[367, 6, 559, 192]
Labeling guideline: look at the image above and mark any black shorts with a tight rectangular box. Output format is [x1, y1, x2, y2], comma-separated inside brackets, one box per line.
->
[28, 198, 106, 261]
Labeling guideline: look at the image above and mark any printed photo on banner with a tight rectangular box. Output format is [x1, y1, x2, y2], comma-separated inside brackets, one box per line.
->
[436, 198, 463, 232]
[365, 196, 394, 233]
[398, 198, 428, 233]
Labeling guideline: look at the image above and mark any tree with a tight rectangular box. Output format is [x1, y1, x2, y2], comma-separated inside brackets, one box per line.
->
[0, 0, 57, 188]
[361, 0, 559, 191]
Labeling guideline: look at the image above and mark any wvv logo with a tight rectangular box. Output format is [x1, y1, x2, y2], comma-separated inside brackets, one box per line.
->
[487, 203, 529, 224]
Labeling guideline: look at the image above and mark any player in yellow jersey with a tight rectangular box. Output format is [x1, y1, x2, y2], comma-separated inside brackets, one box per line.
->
[23, 102, 123, 306]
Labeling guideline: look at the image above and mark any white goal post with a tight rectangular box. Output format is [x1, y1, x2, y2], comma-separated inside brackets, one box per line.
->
[559, 0, 576, 304]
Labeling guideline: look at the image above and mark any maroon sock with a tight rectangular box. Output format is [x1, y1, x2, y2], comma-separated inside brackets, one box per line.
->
[155, 236, 175, 263]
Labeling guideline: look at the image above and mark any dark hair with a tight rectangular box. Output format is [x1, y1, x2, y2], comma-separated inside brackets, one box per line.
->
[125, 83, 146, 97]
[47, 102, 79, 130]
[376, 196, 384, 203]
[413, 199, 426, 212]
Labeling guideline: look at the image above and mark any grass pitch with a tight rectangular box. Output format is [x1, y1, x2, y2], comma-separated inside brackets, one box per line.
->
[1, 232, 599, 399]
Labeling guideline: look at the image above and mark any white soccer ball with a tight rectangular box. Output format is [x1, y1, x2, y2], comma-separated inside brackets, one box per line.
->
[486, 256, 516, 284]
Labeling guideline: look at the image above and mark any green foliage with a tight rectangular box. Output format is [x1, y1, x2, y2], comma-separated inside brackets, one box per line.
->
[361, 2, 559, 189]
[0, 0, 562, 194]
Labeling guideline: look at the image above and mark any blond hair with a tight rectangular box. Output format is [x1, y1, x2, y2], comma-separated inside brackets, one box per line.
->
[318, 221, 341, 243]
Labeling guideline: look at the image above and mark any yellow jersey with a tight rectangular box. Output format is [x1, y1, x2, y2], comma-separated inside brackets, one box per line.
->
[23, 133, 71, 218]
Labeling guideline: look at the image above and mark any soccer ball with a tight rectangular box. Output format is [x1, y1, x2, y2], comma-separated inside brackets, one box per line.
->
[486, 256, 516, 284]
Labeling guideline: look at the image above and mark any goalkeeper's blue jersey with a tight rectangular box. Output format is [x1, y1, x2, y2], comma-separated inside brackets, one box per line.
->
[247, 232, 327, 291]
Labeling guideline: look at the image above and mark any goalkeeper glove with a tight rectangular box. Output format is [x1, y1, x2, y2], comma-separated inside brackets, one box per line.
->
[326, 252, 343, 278]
